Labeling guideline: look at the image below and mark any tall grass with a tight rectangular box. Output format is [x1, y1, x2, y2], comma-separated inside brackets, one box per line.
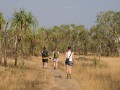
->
[0, 55, 120, 90]
[58, 54, 120, 90]
[0, 57, 54, 90]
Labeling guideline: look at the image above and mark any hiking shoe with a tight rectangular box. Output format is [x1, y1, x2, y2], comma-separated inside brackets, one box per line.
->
[54, 67, 56, 70]
[66, 74, 69, 79]
[69, 74, 71, 79]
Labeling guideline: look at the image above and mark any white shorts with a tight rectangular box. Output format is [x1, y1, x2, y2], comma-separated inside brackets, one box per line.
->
[53, 58, 59, 62]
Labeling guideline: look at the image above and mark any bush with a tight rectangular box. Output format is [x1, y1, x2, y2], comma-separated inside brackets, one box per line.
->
[92, 57, 100, 66]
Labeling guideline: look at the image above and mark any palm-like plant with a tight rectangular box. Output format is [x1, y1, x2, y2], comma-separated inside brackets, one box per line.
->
[11, 9, 37, 66]
[0, 12, 5, 64]
[25, 12, 38, 29]
[0, 13, 5, 30]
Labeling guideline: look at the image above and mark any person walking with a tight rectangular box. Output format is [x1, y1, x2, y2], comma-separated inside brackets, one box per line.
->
[65, 46, 74, 79]
[41, 47, 49, 68]
[52, 48, 59, 70]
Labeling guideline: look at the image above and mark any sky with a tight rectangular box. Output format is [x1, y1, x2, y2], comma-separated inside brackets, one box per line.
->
[0, 0, 120, 29]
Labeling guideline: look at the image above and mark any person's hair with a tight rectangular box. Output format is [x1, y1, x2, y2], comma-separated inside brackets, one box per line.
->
[55, 47, 57, 51]
[68, 46, 71, 50]
[43, 47, 46, 50]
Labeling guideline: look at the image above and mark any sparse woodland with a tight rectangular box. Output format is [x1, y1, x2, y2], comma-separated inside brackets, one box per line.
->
[0, 9, 120, 66]
[0, 9, 120, 90]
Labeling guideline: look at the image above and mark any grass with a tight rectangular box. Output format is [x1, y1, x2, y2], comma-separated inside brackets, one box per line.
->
[0, 54, 120, 90]
[0, 57, 54, 90]
[58, 54, 120, 90]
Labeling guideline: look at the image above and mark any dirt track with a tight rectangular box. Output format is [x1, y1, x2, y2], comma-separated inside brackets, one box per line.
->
[30, 57, 81, 90]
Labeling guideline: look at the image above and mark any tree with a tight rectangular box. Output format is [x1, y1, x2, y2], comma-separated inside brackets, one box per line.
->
[0, 12, 5, 64]
[78, 25, 89, 55]
[11, 9, 37, 66]
[3, 22, 8, 66]
[91, 11, 120, 56]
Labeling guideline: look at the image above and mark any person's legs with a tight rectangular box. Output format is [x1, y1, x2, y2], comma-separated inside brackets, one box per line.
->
[45, 62, 48, 68]
[55, 61, 58, 69]
[46, 59, 48, 68]
[66, 65, 69, 79]
[53, 58, 58, 69]
[43, 59, 48, 68]
[53, 61, 56, 69]
[68, 66, 72, 79]
[42, 59, 45, 68]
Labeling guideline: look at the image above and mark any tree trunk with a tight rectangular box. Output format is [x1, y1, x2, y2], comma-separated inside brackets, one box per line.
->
[4, 45, 7, 66]
[30, 40, 35, 55]
[14, 36, 19, 66]
[118, 49, 120, 56]
[14, 40, 18, 66]
[78, 47, 80, 56]
[0, 24, 2, 64]
[98, 44, 102, 60]
[0, 38, 2, 64]
[4, 22, 8, 66]
[84, 43, 87, 55]
[0, 41, 2, 64]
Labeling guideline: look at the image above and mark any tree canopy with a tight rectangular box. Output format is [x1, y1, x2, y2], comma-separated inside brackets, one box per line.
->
[0, 10, 120, 66]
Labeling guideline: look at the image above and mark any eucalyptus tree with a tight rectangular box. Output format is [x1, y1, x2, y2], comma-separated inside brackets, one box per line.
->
[53, 25, 68, 52]
[78, 25, 89, 55]
[48, 26, 61, 51]
[96, 11, 120, 56]
[112, 12, 120, 55]
[59, 25, 72, 52]
[21, 27, 45, 56]
[90, 25, 105, 57]
[68, 24, 79, 51]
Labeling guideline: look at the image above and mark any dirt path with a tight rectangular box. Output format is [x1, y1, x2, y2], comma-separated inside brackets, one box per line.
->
[30, 57, 81, 90]
[50, 68, 81, 90]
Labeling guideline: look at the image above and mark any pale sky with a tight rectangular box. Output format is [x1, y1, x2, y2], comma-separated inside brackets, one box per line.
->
[0, 0, 120, 29]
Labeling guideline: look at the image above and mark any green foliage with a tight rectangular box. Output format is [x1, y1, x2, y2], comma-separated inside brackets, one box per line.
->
[0, 10, 120, 64]
[92, 56, 100, 66]
[18, 59, 25, 71]
[92, 56, 108, 68]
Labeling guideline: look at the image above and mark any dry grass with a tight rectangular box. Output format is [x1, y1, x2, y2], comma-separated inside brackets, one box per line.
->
[0, 57, 54, 90]
[58, 54, 120, 90]
[0, 54, 120, 90]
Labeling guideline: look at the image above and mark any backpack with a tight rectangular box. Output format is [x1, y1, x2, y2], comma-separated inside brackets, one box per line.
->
[42, 51, 48, 57]
[54, 51, 58, 58]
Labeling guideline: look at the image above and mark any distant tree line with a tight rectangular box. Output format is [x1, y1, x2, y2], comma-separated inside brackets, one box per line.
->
[0, 9, 120, 66]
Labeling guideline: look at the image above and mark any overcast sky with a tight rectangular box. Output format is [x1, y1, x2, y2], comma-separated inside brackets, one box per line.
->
[0, 0, 120, 28]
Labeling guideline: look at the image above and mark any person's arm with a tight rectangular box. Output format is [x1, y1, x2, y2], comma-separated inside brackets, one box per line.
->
[41, 51, 43, 59]
[41, 51, 43, 56]
[64, 52, 67, 65]
[58, 51, 59, 58]
[66, 52, 68, 59]
[72, 52, 74, 63]
[52, 51, 54, 60]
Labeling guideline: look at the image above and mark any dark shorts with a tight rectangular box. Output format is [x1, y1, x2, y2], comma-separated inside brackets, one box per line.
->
[42, 59, 48, 63]
[65, 61, 72, 66]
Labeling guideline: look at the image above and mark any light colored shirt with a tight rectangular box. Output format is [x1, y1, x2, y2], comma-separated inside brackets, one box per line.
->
[66, 50, 73, 62]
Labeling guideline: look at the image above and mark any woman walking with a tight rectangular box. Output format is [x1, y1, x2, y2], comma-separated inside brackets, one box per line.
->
[41, 47, 49, 68]
[65, 46, 74, 79]
[52, 48, 59, 70]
